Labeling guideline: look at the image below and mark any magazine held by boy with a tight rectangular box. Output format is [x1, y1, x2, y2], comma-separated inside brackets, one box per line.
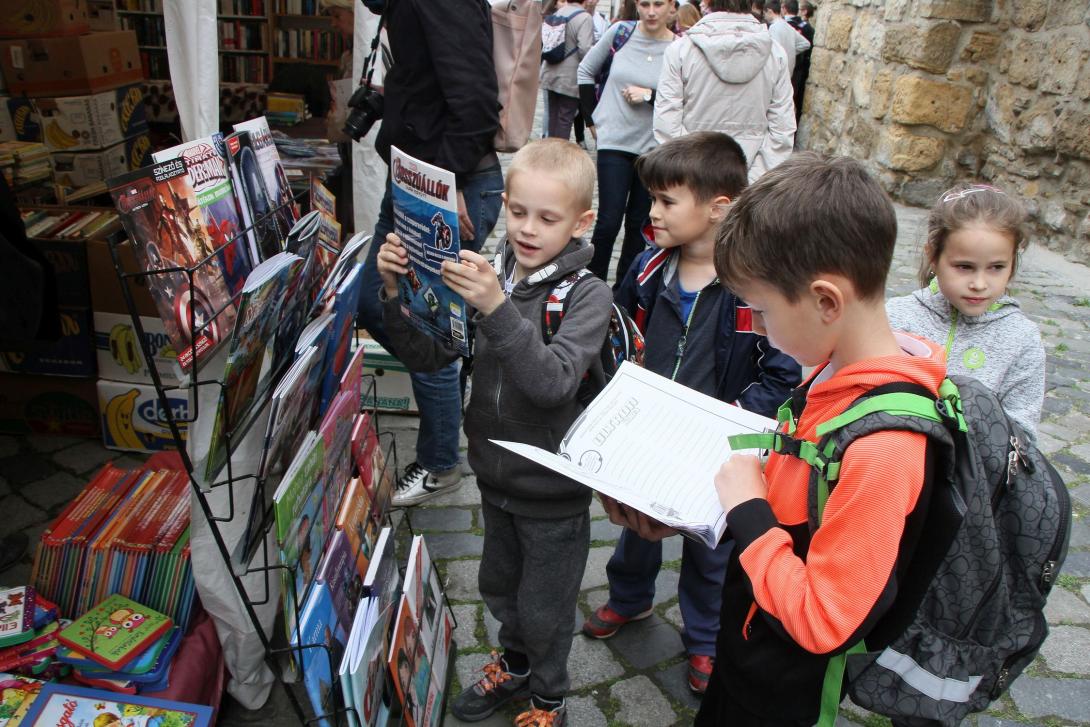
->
[389, 146, 471, 356]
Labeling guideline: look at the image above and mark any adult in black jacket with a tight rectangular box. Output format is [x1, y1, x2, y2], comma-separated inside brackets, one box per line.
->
[784, 0, 814, 121]
[357, 0, 505, 505]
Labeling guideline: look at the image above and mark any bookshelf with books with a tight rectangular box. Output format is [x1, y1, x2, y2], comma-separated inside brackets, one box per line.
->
[100, 119, 453, 726]
[271, 3, 344, 70]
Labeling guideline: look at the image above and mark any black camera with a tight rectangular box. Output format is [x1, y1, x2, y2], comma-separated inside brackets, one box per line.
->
[342, 83, 384, 141]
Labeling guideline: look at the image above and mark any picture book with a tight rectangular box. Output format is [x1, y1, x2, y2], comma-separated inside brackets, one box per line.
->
[0, 671, 43, 727]
[350, 413, 379, 494]
[59, 626, 180, 682]
[232, 116, 298, 240]
[19, 682, 212, 727]
[401, 537, 442, 662]
[339, 594, 394, 727]
[339, 344, 365, 412]
[0, 589, 35, 649]
[362, 528, 399, 630]
[319, 264, 363, 415]
[57, 595, 172, 671]
[318, 390, 356, 535]
[223, 130, 281, 263]
[316, 530, 364, 629]
[368, 442, 394, 528]
[0, 621, 59, 675]
[204, 251, 304, 480]
[313, 232, 367, 314]
[108, 160, 238, 372]
[389, 146, 470, 356]
[335, 476, 376, 580]
[494, 362, 776, 549]
[386, 597, 420, 727]
[275, 211, 324, 372]
[151, 133, 254, 293]
[273, 433, 327, 635]
[291, 583, 348, 727]
[310, 178, 341, 275]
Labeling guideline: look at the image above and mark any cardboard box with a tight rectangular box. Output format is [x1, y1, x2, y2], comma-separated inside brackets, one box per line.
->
[0, 0, 90, 38]
[86, 0, 115, 32]
[52, 133, 151, 188]
[87, 237, 157, 317]
[34, 84, 147, 152]
[359, 335, 419, 414]
[0, 97, 13, 141]
[34, 235, 89, 307]
[0, 372, 99, 436]
[0, 31, 142, 98]
[5, 95, 41, 142]
[0, 306, 96, 377]
[94, 311, 180, 387]
[97, 379, 187, 452]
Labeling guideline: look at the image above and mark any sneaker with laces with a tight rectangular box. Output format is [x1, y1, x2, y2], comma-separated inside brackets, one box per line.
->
[581, 604, 654, 639]
[515, 698, 566, 727]
[391, 462, 462, 507]
[449, 651, 530, 722]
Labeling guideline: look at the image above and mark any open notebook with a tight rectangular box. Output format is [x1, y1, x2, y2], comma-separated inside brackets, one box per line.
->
[493, 362, 776, 548]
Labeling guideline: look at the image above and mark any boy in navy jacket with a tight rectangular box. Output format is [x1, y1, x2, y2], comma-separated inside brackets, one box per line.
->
[582, 132, 801, 694]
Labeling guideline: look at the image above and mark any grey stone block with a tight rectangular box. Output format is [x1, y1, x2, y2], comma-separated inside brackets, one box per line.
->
[441, 559, 481, 601]
[652, 660, 703, 712]
[406, 507, 473, 533]
[566, 695, 608, 727]
[975, 716, 1044, 727]
[1039, 624, 1090, 675]
[590, 518, 621, 543]
[0, 454, 54, 487]
[1070, 484, 1090, 509]
[1068, 518, 1090, 549]
[663, 603, 684, 630]
[0, 495, 45, 537]
[610, 675, 677, 727]
[568, 635, 624, 690]
[589, 497, 606, 519]
[1060, 550, 1090, 578]
[1009, 675, 1090, 722]
[608, 615, 683, 669]
[1044, 586, 1090, 624]
[21, 471, 86, 511]
[51, 440, 117, 474]
[661, 534, 684, 562]
[451, 604, 480, 650]
[421, 532, 483, 560]
[580, 546, 614, 591]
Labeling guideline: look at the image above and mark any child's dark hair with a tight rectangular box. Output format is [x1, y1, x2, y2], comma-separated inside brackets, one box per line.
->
[919, 183, 1028, 286]
[715, 152, 897, 301]
[635, 131, 748, 202]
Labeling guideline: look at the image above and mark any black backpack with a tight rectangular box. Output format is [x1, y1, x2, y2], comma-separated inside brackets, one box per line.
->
[730, 375, 1071, 726]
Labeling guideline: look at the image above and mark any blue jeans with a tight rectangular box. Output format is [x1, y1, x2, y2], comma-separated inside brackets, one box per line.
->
[606, 528, 734, 656]
[588, 149, 653, 286]
[357, 163, 504, 472]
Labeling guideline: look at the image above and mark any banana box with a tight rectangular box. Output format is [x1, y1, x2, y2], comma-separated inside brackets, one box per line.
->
[0, 31, 142, 98]
[359, 334, 419, 414]
[5, 96, 40, 142]
[0, 372, 99, 437]
[0, 306, 96, 377]
[97, 379, 188, 452]
[94, 311, 180, 387]
[0, 0, 90, 38]
[52, 133, 150, 189]
[35, 84, 147, 152]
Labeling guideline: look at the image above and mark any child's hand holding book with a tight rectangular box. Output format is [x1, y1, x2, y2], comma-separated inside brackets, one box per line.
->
[376, 233, 410, 299]
[441, 250, 505, 316]
[714, 454, 768, 516]
[599, 494, 679, 542]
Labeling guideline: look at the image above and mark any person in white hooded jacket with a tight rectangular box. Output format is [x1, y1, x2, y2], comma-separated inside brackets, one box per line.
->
[653, 0, 795, 182]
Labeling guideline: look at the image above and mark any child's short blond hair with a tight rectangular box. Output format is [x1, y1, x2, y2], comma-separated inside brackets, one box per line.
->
[506, 139, 596, 211]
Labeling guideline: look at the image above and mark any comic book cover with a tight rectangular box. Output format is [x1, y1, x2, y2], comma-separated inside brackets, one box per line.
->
[223, 130, 282, 263]
[232, 117, 298, 240]
[151, 133, 254, 293]
[19, 682, 212, 727]
[316, 530, 364, 629]
[319, 264, 362, 415]
[291, 583, 348, 727]
[389, 146, 470, 356]
[108, 161, 238, 372]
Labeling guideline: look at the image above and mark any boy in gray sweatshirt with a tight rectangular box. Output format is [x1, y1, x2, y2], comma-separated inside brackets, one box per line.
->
[376, 139, 611, 727]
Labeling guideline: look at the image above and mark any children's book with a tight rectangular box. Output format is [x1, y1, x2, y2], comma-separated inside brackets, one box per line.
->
[57, 595, 171, 671]
[151, 133, 255, 292]
[316, 530, 364, 630]
[19, 682, 212, 727]
[0, 671, 44, 727]
[350, 413, 379, 495]
[59, 626, 180, 682]
[319, 264, 363, 415]
[310, 178, 342, 276]
[389, 146, 470, 356]
[386, 596, 420, 727]
[313, 232, 368, 313]
[362, 528, 399, 621]
[400, 537, 442, 663]
[204, 251, 304, 480]
[108, 160, 238, 372]
[368, 442, 394, 528]
[335, 477, 376, 580]
[275, 211, 325, 372]
[493, 362, 776, 548]
[232, 116, 298, 240]
[291, 583, 348, 727]
[0, 589, 36, 649]
[317, 390, 356, 536]
[223, 130, 281, 263]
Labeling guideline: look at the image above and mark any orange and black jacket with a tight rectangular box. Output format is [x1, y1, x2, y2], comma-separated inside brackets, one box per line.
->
[715, 335, 947, 722]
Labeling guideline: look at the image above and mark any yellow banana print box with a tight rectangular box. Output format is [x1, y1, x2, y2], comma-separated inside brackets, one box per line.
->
[94, 312, 181, 387]
[34, 84, 147, 152]
[97, 380, 188, 452]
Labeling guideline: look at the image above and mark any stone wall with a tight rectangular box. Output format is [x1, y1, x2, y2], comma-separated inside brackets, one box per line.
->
[797, 0, 1090, 263]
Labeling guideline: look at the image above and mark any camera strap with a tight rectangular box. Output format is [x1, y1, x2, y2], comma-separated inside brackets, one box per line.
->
[359, 7, 387, 89]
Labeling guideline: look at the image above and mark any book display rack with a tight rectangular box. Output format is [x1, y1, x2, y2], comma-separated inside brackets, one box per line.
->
[105, 187, 457, 727]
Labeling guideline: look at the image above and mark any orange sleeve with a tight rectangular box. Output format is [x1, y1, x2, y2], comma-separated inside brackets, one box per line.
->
[736, 429, 928, 654]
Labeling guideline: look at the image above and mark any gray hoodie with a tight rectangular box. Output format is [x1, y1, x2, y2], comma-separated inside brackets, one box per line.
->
[381, 237, 612, 517]
[886, 285, 1046, 441]
[652, 12, 795, 181]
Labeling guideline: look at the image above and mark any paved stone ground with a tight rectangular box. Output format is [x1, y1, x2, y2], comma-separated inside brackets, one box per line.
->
[2, 150, 1089, 725]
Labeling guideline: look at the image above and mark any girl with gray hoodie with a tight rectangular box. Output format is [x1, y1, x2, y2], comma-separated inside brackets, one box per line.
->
[886, 184, 1045, 441]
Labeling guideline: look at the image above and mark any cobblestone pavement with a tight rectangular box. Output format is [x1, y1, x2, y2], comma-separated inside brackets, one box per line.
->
[2, 180, 1089, 726]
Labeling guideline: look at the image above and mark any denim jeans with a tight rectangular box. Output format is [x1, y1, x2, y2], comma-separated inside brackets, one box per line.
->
[588, 149, 652, 286]
[357, 163, 504, 472]
[605, 528, 734, 656]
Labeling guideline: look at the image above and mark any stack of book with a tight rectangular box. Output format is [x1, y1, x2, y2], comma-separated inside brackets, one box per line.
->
[266, 92, 309, 127]
[30, 462, 196, 631]
[55, 593, 181, 695]
[20, 209, 119, 241]
[0, 141, 52, 189]
[17, 683, 212, 727]
[0, 586, 66, 681]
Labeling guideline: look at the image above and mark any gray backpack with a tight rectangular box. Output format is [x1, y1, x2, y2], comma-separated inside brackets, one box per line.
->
[731, 375, 1072, 726]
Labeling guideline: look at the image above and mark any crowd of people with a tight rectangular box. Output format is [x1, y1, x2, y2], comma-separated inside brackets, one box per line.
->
[341, 1, 1047, 726]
